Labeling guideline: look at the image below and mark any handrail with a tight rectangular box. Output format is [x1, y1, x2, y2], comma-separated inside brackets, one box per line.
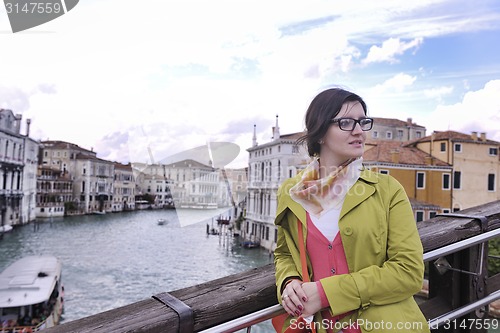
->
[423, 228, 500, 261]
[428, 289, 500, 328]
[199, 304, 284, 333]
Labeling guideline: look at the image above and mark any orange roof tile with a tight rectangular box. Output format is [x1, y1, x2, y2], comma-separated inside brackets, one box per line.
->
[411, 130, 500, 145]
[372, 117, 425, 128]
[363, 140, 450, 166]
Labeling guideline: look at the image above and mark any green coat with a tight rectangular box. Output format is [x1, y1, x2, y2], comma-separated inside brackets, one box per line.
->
[274, 168, 430, 333]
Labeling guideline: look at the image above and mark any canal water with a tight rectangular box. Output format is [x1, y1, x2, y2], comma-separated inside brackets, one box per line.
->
[0, 208, 275, 332]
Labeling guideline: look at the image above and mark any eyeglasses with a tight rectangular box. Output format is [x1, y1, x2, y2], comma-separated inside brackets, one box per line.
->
[330, 117, 373, 131]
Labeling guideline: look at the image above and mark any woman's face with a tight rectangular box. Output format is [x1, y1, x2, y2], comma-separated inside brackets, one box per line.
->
[319, 101, 367, 166]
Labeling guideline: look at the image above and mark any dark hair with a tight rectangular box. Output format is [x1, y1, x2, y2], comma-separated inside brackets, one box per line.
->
[297, 88, 367, 156]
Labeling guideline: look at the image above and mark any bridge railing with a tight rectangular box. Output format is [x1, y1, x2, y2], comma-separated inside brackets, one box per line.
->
[45, 200, 500, 333]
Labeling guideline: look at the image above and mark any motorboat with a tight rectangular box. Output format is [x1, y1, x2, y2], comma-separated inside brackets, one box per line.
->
[0, 255, 64, 331]
[157, 218, 167, 225]
[241, 240, 260, 249]
[0, 225, 13, 233]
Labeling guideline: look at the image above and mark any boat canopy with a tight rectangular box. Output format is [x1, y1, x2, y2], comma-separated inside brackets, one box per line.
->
[0, 255, 61, 308]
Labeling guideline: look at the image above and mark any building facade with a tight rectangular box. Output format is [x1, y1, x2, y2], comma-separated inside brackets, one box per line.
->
[74, 155, 115, 214]
[371, 117, 426, 141]
[39, 141, 115, 214]
[21, 127, 39, 223]
[36, 166, 72, 218]
[0, 109, 38, 227]
[410, 131, 500, 210]
[363, 140, 453, 221]
[244, 119, 309, 250]
[112, 162, 136, 212]
[133, 159, 228, 209]
[220, 167, 248, 218]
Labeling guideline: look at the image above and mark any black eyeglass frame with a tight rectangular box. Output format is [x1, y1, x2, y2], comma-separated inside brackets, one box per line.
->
[330, 117, 374, 131]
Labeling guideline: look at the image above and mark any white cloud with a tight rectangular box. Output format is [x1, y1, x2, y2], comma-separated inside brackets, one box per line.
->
[363, 37, 424, 64]
[423, 86, 454, 99]
[424, 80, 500, 141]
[371, 73, 417, 93]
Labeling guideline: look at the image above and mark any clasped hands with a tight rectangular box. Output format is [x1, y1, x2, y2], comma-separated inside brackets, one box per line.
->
[281, 280, 322, 318]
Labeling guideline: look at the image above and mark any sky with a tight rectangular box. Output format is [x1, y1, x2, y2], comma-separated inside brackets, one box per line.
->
[1, 0, 500, 168]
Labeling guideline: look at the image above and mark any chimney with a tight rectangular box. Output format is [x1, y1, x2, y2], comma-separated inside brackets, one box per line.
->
[471, 131, 478, 141]
[390, 149, 400, 164]
[15, 113, 22, 134]
[480, 132, 486, 141]
[424, 156, 433, 165]
[26, 119, 31, 137]
[273, 115, 280, 141]
[407, 118, 413, 126]
[252, 124, 257, 147]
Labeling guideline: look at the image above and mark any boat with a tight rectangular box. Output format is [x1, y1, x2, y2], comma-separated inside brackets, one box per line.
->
[216, 217, 231, 226]
[157, 218, 167, 225]
[241, 240, 260, 249]
[0, 225, 13, 233]
[0, 255, 64, 331]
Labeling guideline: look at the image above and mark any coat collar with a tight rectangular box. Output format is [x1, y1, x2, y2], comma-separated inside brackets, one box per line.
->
[275, 168, 379, 225]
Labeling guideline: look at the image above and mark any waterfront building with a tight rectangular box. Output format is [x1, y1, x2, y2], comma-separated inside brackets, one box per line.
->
[134, 170, 173, 209]
[74, 155, 114, 214]
[219, 167, 248, 218]
[370, 117, 426, 141]
[112, 162, 136, 212]
[0, 109, 38, 227]
[134, 159, 230, 209]
[36, 166, 73, 218]
[363, 139, 453, 221]
[409, 130, 500, 211]
[21, 121, 39, 223]
[244, 117, 309, 250]
[165, 159, 221, 209]
[40, 141, 114, 214]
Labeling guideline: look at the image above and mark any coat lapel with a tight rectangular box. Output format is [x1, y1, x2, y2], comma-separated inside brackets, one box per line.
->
[340, 169, 378, 219]
[276, 190, 306, 226]
[275, 175, 307, 226]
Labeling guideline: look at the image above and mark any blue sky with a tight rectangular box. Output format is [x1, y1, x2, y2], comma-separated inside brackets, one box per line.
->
[1, 0, 500, 167]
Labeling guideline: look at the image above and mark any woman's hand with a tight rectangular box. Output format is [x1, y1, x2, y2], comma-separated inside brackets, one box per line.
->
[300, 282, 322, 317]
[281, 280, 323, 318]
[281, 279, 307, 317]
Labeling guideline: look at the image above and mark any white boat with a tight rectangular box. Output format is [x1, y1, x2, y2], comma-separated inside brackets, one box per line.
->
[157, 218, 167, 225]
[0, 225, 13, 233]
[0, 255, 64, 331]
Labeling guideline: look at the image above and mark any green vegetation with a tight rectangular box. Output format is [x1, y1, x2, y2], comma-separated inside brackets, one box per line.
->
[489, 239, 500, 276]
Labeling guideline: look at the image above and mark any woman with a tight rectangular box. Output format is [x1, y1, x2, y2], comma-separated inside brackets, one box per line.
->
[274, 88, 429, 332]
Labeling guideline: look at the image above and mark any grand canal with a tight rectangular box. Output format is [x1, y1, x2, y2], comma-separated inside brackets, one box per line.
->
[0, 208, 274, 332]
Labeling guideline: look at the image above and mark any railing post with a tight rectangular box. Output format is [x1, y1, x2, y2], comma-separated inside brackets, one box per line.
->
[428, 242, 489, 333]
[428, 252, 459, 332]
[463, 243, 488, 333]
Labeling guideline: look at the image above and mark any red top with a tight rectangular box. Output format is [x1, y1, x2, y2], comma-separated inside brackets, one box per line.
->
[306, 212, 360, 333]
